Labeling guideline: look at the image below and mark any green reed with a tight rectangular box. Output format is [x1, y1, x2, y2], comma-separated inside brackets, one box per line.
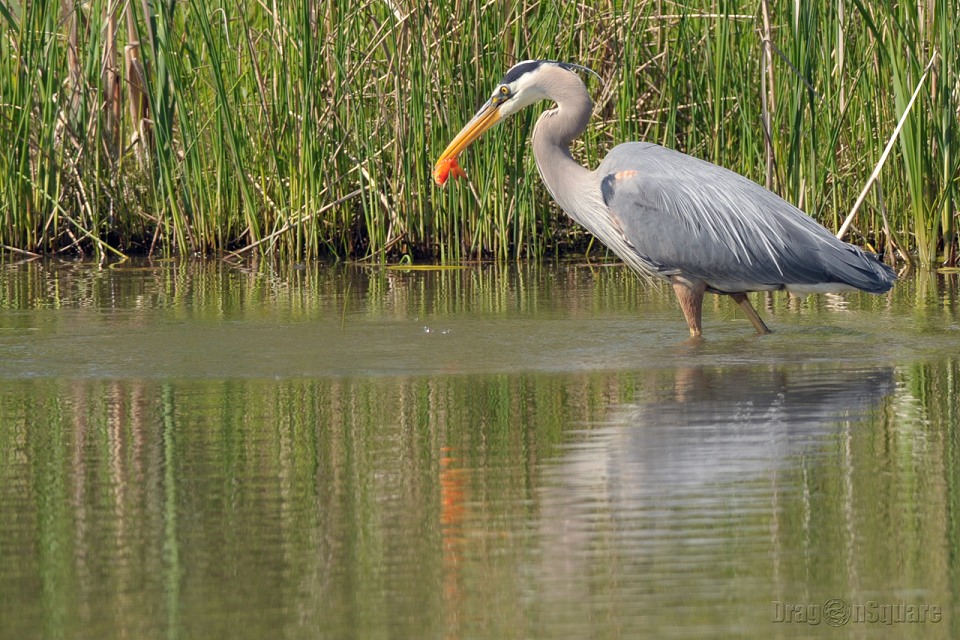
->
[0, 0, 957, 265]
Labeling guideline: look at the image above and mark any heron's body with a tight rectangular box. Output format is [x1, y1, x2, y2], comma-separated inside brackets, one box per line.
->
[435, 60, 896, 337]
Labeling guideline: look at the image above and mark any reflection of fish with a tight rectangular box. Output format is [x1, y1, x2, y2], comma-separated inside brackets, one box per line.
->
[551, 365, 896, 496]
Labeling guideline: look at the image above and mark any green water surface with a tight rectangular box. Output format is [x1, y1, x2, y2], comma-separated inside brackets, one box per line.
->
[0, 259, 957, 639]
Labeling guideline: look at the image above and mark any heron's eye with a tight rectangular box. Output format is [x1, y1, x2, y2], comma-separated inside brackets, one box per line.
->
[492, 85, 511, 104]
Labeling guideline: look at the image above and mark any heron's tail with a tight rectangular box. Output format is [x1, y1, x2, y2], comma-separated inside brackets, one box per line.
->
[833, 245, 896, 294]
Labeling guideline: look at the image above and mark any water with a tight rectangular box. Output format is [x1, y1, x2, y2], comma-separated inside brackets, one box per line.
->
[0, 259, 958, 639]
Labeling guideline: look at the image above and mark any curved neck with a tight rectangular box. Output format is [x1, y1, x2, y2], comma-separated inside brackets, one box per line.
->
[530, 67, 594, 218]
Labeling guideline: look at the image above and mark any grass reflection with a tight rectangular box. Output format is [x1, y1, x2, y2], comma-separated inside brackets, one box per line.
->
[0, 356, 957, 638]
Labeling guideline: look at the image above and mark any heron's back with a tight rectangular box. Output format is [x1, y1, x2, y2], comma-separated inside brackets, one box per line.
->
[596, 143, 896, 295]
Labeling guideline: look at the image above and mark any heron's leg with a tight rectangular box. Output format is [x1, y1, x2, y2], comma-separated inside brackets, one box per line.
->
[731, 293, 771, 335]
[670, 277, 707, 338]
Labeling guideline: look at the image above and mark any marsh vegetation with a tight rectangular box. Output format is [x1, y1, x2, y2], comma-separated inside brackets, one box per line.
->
[1, 1, 957, 265]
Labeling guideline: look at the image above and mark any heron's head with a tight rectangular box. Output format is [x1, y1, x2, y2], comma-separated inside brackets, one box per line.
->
[433, 60, 597, 185]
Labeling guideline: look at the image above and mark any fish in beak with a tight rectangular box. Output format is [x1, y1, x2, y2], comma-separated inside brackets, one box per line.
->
[433, 99, 502, 186]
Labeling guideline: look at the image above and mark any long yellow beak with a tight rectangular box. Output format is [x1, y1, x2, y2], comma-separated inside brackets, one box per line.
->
[433, 99, 501, 185]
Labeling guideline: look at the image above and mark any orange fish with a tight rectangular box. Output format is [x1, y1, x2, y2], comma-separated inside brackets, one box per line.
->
[433, 156, 466, 186]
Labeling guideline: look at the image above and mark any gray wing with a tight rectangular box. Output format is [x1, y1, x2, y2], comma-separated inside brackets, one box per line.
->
[598, 143, 895, 294]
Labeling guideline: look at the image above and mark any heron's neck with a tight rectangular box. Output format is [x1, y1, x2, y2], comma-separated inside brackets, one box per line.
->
[531, 78, 594, 219]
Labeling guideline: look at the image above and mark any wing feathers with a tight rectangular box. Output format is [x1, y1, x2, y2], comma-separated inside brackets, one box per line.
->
[599, 143, 895, 293]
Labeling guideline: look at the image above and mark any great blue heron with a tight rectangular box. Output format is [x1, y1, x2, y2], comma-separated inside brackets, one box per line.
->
[434, 60, 896, 337]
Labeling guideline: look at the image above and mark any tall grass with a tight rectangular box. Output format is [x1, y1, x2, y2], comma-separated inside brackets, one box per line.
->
[0, 0, 957, 265]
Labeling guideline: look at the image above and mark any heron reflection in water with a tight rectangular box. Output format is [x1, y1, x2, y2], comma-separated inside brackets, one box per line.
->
[434, 60, 895, 337]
